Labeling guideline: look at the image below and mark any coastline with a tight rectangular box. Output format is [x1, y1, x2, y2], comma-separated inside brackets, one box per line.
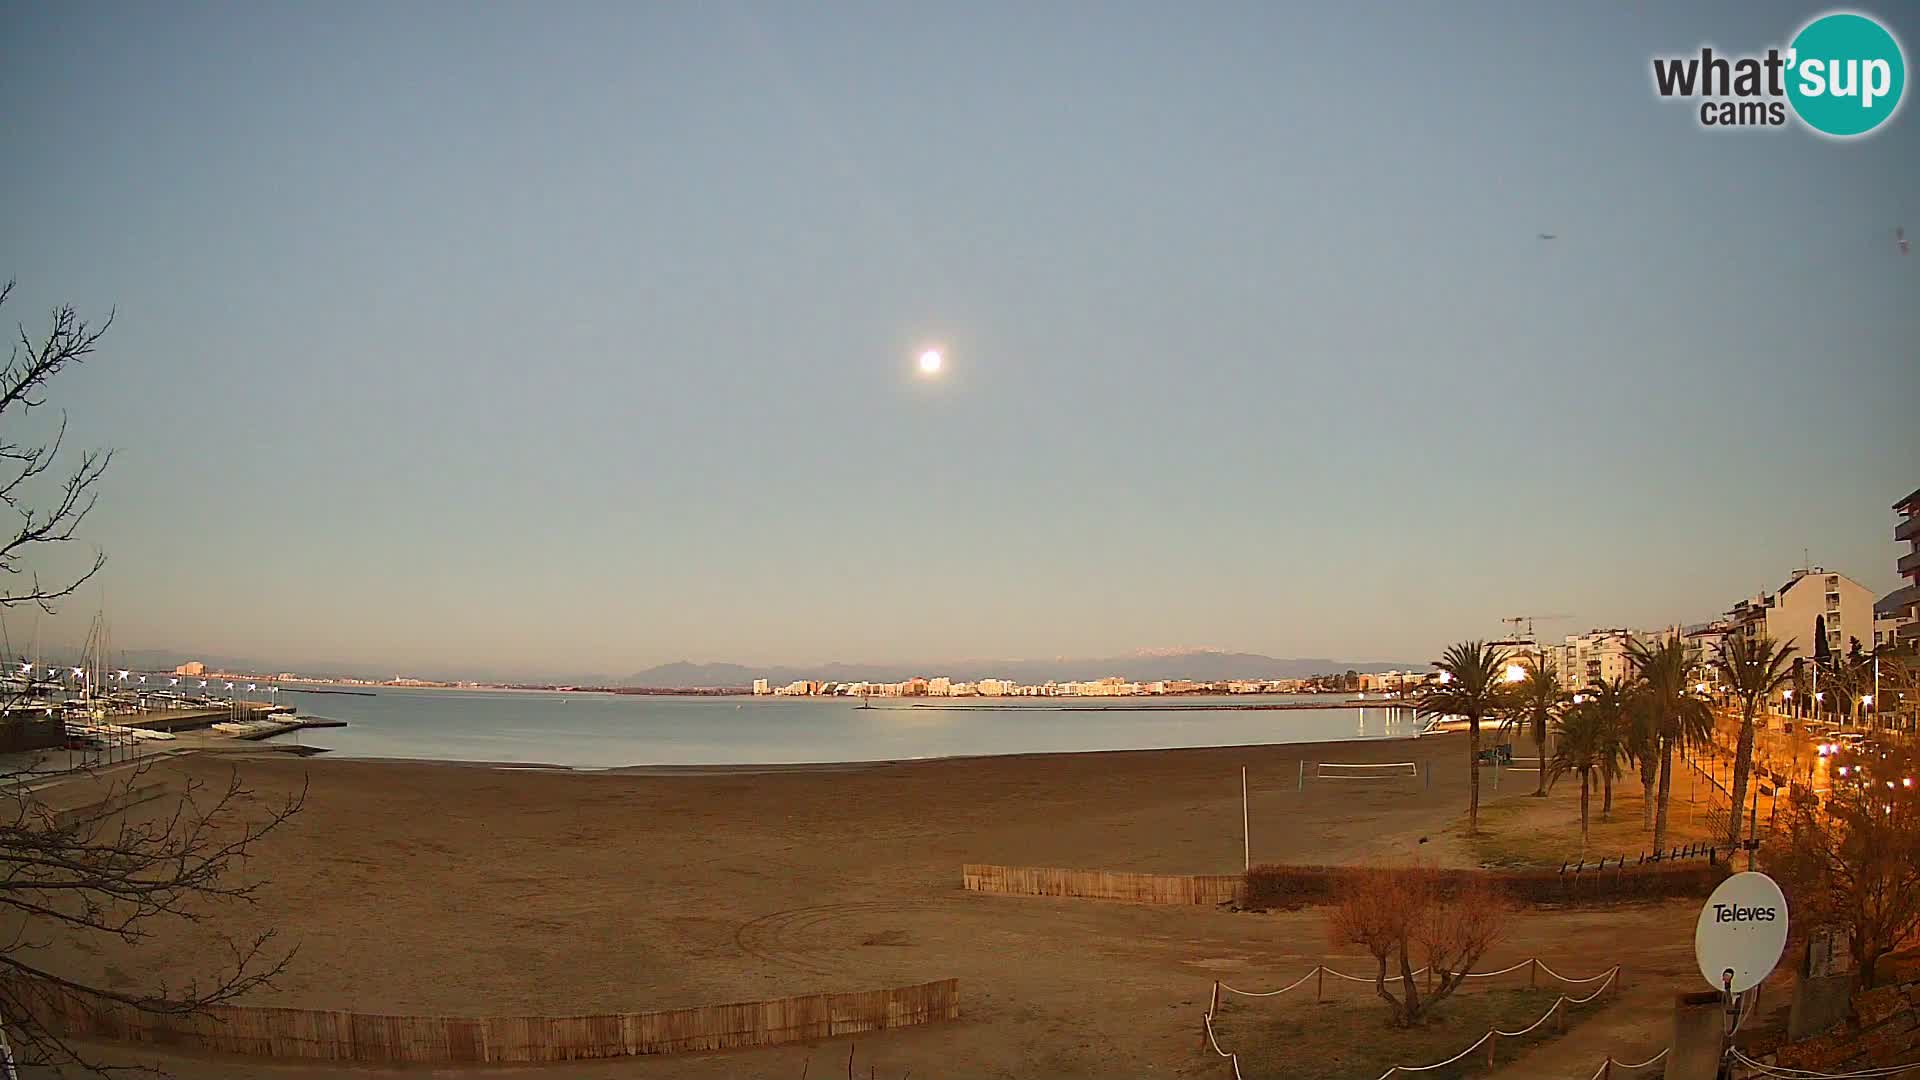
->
[245, 728, 1451, 778]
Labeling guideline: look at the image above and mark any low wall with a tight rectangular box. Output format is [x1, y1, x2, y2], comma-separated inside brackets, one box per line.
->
[2, 976, 959, 1064]
[962, 863, 1241, 905]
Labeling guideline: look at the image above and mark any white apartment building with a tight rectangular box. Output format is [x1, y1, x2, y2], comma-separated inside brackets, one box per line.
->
[1726, 567, 1875, 661]
[752, 678, 770, 696]
[1548, 629, 1639, 690]
[927, 677, 953, 697]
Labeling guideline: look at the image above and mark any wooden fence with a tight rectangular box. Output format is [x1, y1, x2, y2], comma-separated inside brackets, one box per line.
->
[1, 976, 959, 1064]
[963, 863, 1242, 905]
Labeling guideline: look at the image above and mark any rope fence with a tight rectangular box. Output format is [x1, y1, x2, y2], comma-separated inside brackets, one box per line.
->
[1218, 957, 1616, 1001]
[1202, 962, 1622, 1079]
[1729, 1047, 1920, 1079]
[1587, 1048, 1670, 1079]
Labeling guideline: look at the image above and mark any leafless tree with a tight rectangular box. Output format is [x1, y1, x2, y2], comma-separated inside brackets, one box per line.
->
[0, 281, 304, 1075]
[0, 281, 112, 612]
[1326, 866, 1512, 1026]
[1763, 743, 1920, 989]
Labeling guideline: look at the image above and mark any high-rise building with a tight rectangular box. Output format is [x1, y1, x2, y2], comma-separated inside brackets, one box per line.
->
[1876, 487, 1920, 651]
[752, 678, 770, 696]
[174, 661, 206, 676]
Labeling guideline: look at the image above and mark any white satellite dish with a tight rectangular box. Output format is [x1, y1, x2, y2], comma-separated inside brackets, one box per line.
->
[1695, 871, 1789, 994]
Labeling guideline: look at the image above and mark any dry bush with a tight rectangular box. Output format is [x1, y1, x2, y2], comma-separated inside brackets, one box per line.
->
[1246, 859, 1721, 911]
[1325, 865, 1513, 1026]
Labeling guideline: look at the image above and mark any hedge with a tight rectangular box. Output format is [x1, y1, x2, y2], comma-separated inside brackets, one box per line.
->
[1242, 858, 1729, 910]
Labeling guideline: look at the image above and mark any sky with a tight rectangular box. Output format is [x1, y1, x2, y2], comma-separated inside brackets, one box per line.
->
[1, 1, 1916, 680]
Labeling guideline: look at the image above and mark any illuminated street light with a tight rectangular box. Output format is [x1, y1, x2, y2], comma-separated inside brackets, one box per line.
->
[1504, 664, 1526, 684]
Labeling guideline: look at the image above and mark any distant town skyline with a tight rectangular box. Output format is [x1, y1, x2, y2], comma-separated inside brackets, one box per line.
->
[3, 2, 1915, 674]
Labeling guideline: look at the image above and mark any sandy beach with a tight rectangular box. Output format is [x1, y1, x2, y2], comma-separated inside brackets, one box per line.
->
[46, 733, 1720, 1078]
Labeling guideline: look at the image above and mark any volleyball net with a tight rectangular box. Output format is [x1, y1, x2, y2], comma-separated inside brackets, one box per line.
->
[1314, 761, 1419, 781]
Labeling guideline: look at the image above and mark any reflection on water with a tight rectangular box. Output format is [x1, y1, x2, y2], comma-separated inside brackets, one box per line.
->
[277, 688, 1421, 769]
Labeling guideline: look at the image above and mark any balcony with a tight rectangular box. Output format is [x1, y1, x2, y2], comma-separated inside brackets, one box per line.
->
[1897, 514, 1920, 544]
[1901, 548, 1920, 578]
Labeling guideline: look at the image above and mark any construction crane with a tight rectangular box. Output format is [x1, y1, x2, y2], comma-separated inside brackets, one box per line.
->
[1500, 614, 1578, 642]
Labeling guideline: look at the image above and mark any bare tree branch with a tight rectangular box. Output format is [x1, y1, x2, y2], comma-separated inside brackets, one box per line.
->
[0, 281, 114, 613]
[0, 281, 304, 1076]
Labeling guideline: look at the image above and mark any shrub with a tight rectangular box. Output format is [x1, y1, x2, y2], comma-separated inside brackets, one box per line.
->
[1326, 865, 1513, 1026]
[1244, 858, 1725, 911]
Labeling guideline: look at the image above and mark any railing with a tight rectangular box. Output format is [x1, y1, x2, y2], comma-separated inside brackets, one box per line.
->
[1559, 842, 1720, 875]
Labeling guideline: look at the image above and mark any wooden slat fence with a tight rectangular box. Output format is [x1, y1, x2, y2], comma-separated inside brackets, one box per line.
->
[0, 976, 958, 1064]
[963, 863, 1241, 905]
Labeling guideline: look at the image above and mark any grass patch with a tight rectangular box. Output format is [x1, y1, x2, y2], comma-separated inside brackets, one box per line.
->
[1207, 985, 1601, 1080]
[1456, 773, 1722, 870]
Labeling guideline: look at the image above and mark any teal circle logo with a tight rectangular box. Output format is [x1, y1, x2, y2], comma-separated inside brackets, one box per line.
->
[1787, 12, 1906, 137]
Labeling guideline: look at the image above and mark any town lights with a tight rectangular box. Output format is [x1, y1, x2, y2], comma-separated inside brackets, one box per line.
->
[1504, 665, 1525, 683]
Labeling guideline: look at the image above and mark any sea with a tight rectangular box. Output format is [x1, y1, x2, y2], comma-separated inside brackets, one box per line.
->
[271, 687, 1421, 768]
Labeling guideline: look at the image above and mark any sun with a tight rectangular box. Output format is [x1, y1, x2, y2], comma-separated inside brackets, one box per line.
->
[918, 348, 944, 375]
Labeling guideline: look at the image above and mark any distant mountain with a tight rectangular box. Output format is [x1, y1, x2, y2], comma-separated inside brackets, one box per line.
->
[623, 651, 1418, 688]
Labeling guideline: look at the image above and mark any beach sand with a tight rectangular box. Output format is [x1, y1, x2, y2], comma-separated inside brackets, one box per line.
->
[45, 733, 1715, 1078]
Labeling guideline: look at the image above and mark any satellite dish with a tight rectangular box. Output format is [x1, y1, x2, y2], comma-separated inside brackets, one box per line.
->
[1695, 872, 1789, 994]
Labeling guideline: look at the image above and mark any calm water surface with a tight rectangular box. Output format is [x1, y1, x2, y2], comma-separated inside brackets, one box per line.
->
[273, 688, 1421, 768]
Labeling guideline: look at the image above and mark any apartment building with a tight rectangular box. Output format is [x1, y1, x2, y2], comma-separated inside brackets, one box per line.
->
[1726, 567, 1875, 660]
[1876, 486, 1920, 650]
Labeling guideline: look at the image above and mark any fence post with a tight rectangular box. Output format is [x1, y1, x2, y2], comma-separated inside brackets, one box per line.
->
[1210, 980, 1219, 1018]
[1530, 958, 1539, 989]
[1298, 760, 1306, 792]
[1317, 966, 1324, 1002]
[1486, 1031, 1497, 1068]
[1555, 998, 1566, 1034]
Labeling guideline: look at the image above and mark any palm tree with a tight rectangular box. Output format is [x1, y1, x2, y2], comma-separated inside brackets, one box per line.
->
[1628, 636, 1716, 853]
[1501, 654, 1562, 798]
[1574, 677, 1633, 819]
[1715, 635, 1796, 847]
[1549, 699, 1624, 850]
[1415, 640, 1514, 834]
